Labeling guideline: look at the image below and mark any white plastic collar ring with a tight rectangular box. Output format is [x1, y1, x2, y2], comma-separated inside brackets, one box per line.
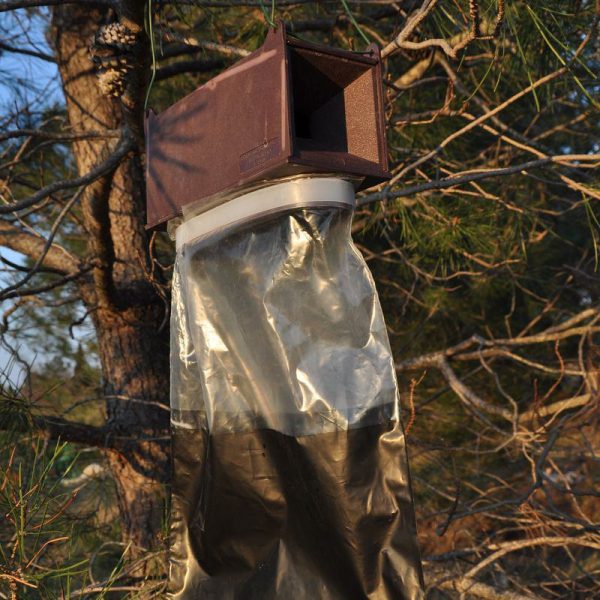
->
[175, 177, 356, 251]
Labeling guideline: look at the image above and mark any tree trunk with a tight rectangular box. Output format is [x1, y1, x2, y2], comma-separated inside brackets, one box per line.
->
[51, 4, 170, 556]
[96, 306, 170, 552]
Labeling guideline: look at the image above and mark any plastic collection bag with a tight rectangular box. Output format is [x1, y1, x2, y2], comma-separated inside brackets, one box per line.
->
[168, 178, 423, 599]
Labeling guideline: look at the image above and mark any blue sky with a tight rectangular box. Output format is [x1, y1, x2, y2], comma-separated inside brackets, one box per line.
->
[1, 9, 65, 384]
[0, 9, 63, 112]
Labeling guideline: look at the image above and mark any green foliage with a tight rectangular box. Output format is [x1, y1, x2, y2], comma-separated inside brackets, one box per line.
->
[0, 433, 122, 598]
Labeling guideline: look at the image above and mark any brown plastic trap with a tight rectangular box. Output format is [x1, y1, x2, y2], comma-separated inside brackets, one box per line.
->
[145, 25, 390, 229]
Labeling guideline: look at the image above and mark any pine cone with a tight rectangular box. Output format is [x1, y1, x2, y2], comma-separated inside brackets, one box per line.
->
[90, 22, 138, 99]
[97, 69, 128, 98]
[92, 22, 137, 53]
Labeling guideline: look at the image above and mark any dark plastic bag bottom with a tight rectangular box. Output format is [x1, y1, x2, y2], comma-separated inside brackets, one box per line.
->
[168, 420, 424, 599]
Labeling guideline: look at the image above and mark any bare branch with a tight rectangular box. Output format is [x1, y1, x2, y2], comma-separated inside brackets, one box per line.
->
[520, 394, 594, 421]
[160, 0, 387, 6]
[357, 155, 600, 208]
[394, 309, 600, 424]
[435, 571, 534, 600]
[0, 134, 134, 215]
[0, 220, 79, 274]
[0, 40, 55, 62]
[0, 129, 120, 143]
[0, 266, 92, 299]
[397, 310, 600, 370]
[0, 0, 379, 11]
[462, 536, 600, 582]
[155, 57, 225, 82]
[437, 355, 513, 421]
[359, 158, 554, 207]
[160, 31, 250, 58]
[0, 0, 111, 12]
[382, 21, 598, 194]
[381, 0, 505, 60]
[0, 187, 84, 300]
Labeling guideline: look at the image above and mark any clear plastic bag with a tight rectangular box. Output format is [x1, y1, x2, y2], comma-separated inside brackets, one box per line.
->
[169, 178, 423, 599]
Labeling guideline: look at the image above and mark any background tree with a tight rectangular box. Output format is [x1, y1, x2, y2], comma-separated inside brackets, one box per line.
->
[0, 0, 599, 597]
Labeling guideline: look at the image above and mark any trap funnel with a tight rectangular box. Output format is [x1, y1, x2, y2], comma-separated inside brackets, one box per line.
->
[161, 26, 424, 598]
[145, 25, 390, 229]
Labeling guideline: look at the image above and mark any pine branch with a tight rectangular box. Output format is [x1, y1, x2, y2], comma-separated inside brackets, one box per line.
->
[5, 413, 167, 451]
[30, 415, 116, 449]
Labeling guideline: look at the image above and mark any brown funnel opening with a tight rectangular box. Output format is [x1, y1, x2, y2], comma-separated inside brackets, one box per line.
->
[289, 46, 380, 164]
